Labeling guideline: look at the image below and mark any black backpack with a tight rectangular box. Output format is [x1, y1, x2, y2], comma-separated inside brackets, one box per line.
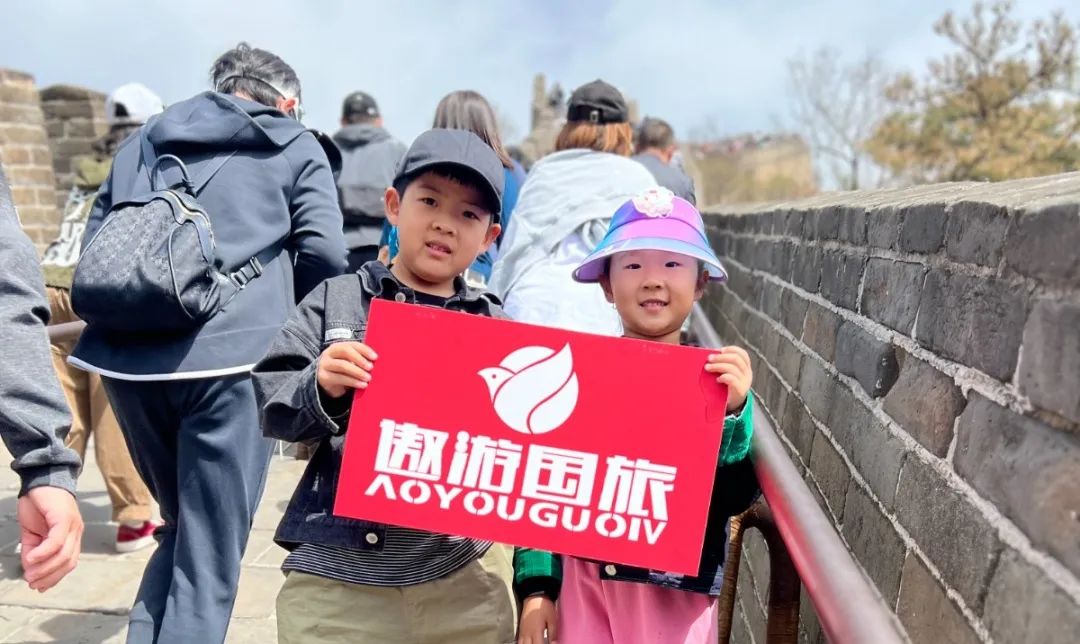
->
[72, 134, 278, 333]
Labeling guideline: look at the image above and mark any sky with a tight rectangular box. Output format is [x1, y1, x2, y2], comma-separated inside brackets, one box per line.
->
[0, 0, 1072, 146]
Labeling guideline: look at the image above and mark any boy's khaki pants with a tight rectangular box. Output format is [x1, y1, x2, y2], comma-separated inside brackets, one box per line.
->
[47, 286, 152, 523]
[277, 544, 517, 644]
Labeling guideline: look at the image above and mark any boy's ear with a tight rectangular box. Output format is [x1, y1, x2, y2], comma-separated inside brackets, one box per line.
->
[384, 187, 401, 226]
[599, 273, 616, 304]
[480, 222, 501, 253]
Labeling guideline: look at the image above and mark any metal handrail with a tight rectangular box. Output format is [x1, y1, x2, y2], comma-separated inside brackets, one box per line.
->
[47, 320, 86, 343]
[690, 303, 905, 644]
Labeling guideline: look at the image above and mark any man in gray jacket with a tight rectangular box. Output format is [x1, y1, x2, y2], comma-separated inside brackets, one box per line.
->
[633, 116, 697, 205]
[333, 91, 406, 271]
[0, 164, 84, 592]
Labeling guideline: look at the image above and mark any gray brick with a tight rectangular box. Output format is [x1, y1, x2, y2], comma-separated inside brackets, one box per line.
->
[841, 481, 906, 605]
[759, 321, 782, 366]
[759, 280, 783, 321]
[915, 270, 1028, 380]
[955, 394, 1080, 576]
[771, 240, 795, 280]
[883, 349, 966, 457]
[785, 210, 806, 237]
[827, 387, 906, 508]
[775, 336, 803, 386]
[801, 302, 841, 362]
[815, 206, 842, 240]
[1017, 298, 1080, 424]
[726, 264, 760, 305]
[945, 201, 1010, 266]
[983, 549, 1080, 644]
[837, 207, 868, 245]
[770, 291, 804, 340]
[894, 456, 1002, 611]
[819, 250, 867, 310]
[868, 206, 903, 249]
[835, 321, 899, 398]
[791, 245, 823, 293]
[808, 430, 849, 520]
[898, 204, 947, 253]
[797, 357, 837, 422]
[1005, 203, 1080, 284]
[860, 258, 927, 334]
[781, 396, 816, 461]
[896, 552, 980, 644]
[801, 209, 821, 239]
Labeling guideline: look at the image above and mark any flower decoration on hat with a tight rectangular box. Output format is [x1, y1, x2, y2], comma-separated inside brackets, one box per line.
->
[632, 187, 676, 218]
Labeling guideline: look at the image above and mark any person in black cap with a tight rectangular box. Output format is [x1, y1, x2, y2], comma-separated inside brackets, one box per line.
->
[334, 91, 407, 272]
[252, 129, 556, 643]
[490, 78, 658, 337]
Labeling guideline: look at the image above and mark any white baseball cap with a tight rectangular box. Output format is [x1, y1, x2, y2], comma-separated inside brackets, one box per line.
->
[105, 83, 165, 127]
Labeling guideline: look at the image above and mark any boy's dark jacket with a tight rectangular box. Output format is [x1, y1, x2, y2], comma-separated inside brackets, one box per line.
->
[251, 261, 502, 551]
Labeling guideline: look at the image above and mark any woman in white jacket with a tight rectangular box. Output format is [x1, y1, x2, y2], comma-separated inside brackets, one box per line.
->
[489, 80, 657, 336]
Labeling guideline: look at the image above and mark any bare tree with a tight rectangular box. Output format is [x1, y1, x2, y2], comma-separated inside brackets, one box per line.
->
[787, 47, 890, 190]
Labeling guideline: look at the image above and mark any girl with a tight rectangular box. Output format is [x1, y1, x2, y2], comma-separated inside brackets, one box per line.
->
[517, 188, 757, 644]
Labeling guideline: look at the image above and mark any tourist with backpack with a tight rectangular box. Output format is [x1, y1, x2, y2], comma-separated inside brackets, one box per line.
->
[334, 91, 407, 272]
[41, 82, 163, 555]
[69, 43, 346, 643]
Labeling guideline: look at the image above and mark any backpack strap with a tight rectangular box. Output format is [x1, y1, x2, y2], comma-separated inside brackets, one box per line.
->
[226, 245, 283, 289]
[139, 132, 236, 196]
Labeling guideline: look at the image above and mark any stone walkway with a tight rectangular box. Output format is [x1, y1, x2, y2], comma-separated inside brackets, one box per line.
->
[0, 440, 305, 643]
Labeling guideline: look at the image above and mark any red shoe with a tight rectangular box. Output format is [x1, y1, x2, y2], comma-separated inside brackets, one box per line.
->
[115, 521, 161, 553]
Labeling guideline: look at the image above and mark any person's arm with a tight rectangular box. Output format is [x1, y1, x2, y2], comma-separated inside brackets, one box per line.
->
[514, 547, 560, 644]
[0, 166, 84, 591]
[251, 281, 362, 444]
[0, 168, 81, 495]
[287, 134, 348, 301]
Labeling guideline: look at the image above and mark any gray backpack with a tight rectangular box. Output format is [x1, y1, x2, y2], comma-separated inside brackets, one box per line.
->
[72, 135, 277, 333]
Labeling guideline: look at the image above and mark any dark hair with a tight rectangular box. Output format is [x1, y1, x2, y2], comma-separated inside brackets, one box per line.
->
[392, 163, 498, 220]
[636, 117, 676, 153]
[209, 42, 301, 109]
[433, 91, 513, 169]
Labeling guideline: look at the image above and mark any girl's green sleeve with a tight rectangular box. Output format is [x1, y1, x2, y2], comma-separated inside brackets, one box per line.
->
[719, 391, 755, 466]
[513, 547, 561, 600]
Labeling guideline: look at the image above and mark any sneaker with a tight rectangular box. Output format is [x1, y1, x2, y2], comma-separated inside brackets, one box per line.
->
[115, 521, 160, 553]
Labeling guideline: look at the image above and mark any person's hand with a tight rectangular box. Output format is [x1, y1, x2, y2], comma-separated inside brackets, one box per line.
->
[317, 342, 378, 399]
[518, 594, 558, 644]
[18, 486, 83, 592]
[706, 346, 753, 412]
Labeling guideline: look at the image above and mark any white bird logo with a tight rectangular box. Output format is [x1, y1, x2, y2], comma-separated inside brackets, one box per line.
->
[479, 344, 579, 435]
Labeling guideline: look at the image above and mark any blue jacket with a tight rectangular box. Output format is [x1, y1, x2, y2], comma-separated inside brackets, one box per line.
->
[71, 92, 347, 379]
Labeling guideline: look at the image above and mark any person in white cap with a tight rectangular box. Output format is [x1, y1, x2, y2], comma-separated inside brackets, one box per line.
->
[39, 82, 164, 555]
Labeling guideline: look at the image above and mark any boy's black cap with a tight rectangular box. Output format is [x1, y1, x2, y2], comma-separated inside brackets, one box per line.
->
[567, 80, 628, 124]
[395, 128, 504, 221]
[342, 91, 380, 119]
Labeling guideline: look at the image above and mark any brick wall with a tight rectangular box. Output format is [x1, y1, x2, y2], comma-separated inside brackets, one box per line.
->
[702, 173, 1080, 644]
[0, 69, 58, 252]
[39, 84, 108, 209]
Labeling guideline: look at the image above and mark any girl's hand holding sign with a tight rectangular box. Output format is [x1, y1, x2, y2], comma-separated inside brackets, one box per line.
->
[705, 347, 753, 412]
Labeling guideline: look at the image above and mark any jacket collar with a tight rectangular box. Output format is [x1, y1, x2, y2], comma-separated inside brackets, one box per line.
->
[357, 261, 501, 311]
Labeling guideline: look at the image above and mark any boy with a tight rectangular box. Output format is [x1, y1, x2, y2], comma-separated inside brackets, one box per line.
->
[252, 129, 557, 643]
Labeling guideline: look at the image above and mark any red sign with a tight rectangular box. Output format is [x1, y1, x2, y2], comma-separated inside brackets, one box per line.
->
[334, 299, 727, 575]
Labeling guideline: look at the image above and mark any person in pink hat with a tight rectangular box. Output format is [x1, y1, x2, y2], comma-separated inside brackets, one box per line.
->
[516, 188, 759, 644]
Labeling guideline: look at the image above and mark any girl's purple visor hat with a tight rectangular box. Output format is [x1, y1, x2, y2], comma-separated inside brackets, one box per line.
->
[572, 191, 728, 283]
